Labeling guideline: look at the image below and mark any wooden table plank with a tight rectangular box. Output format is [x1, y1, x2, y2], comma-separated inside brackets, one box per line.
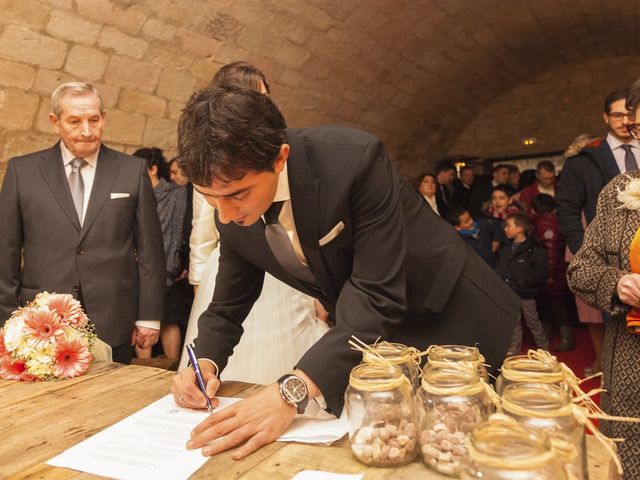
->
[1, 365, 172, 478]
[3, 372, 262, 480]
[0, 362, 124, 404]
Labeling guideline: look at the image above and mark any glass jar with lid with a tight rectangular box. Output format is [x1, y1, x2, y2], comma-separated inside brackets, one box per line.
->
[501, 383, 587, 480]
[362, 341, 421, 388]
[460, 415, 568, 480]
[418, 364, 493, 477]
[427, 344, 488, 382]
[345, 363, 418, 467]
[495, 354, 565, 395]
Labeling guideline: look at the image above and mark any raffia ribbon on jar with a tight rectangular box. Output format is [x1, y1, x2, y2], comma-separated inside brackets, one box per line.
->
[420, 363, 502, 409]
[500, 394, 581, 471]
[425, 344, 491, 379]
[500, 350, 565, 384]
[466, 413, 560, 470]
[502, 349, 640, 475]
[348, 336, 413, 393]
[361, 339, 423, 372]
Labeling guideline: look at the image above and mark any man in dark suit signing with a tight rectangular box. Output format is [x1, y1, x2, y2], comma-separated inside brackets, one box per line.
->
[173, 87, 519, 459]
[0, 82, 165, 364]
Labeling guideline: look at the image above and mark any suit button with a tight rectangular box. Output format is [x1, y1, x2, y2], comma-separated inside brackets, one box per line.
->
[76, 248, 84, 255]
[72, 285, 80, 292]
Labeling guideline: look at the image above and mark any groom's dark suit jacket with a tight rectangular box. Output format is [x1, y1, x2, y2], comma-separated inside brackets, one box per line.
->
[195, 127, 520, 415]
[0, 143, 165, 347]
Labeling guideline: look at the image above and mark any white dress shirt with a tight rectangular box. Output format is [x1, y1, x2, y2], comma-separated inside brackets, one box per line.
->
[607, 133, 640, 173]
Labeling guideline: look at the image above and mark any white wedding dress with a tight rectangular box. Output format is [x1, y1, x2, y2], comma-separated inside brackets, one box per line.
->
[178, 191, 329, 384]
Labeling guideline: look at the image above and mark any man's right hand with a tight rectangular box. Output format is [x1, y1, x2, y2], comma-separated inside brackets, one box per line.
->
[617, 273, 640, 307]
[172, 361, 221, 410]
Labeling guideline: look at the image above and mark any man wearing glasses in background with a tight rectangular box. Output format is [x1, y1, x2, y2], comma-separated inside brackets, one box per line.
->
[558, 88, 639, 255]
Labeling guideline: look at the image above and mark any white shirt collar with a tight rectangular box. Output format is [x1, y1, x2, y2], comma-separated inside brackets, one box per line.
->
[607, 133, 640, 151]
[60, 141, 99, 168]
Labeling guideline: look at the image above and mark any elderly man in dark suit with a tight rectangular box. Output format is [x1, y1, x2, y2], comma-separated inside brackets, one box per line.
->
[172, 86, 519, 459]
[0, 82, 165, 364]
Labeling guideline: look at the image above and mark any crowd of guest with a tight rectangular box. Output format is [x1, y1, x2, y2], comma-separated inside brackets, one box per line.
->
[421, 159, 564, 356]
[415, 85, 640, 374]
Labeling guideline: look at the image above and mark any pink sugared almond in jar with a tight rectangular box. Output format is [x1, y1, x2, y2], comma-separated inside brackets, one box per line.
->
[388, 446, 401, 460]
[354, 426, 373, 444]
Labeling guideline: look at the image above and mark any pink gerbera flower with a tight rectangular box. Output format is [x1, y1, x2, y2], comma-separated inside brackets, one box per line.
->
[53, 338, 92, 379]
[46, 294, 85, 327]
[0, 355, 31, 381]
[24, 309, 64, 349]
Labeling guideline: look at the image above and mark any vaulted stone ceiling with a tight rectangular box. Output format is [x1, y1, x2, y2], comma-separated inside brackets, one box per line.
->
[264, 0, 640, 174]
[1, 0, 639, 180]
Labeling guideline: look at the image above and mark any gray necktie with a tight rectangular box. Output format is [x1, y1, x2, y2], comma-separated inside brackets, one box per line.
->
[621, 144, 638, 172]
[68, 157, 86, 222]
[264, 201, 317, 285]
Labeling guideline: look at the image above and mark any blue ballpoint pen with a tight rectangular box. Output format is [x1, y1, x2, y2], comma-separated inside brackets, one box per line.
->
[186, 343, 214, 413]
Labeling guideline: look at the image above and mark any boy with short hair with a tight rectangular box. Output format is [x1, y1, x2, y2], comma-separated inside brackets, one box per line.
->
[495, 212, 549, 354]
[445, 205, 496, 267]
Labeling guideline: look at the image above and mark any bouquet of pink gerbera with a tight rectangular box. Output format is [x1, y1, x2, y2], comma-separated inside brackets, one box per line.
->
[0, 292, 96, 381]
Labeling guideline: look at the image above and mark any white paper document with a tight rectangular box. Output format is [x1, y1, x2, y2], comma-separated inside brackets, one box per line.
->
[47, 394, 348, 480]
[290, 471, 364, 480]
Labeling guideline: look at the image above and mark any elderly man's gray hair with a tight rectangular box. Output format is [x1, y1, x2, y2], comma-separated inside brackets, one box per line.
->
[51, 82, 104, 117]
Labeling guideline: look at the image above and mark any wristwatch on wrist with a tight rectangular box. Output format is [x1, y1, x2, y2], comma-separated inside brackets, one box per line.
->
[277, 374, 309, 414]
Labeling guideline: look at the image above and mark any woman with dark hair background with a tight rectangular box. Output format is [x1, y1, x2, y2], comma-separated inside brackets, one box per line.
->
[134, 146, 186, 361]
[414, 172, 440, 215]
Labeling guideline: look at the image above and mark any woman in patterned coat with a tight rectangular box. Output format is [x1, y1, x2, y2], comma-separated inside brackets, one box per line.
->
[567, 169, 640, 479]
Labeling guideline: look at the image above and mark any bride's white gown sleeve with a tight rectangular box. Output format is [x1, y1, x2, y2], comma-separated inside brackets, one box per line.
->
[179, 190, 329, 383]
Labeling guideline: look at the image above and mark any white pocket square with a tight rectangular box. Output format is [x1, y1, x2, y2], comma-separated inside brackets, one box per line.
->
[110, 193, 130, 199]
[319, 221, 345, 246]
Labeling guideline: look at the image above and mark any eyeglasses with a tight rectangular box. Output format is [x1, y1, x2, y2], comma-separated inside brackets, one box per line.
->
[629, 123, 640, 140]
[608, 112, 636, 121]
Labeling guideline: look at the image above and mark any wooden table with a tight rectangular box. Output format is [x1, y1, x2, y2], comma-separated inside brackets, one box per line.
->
[0, 363, 616, 479]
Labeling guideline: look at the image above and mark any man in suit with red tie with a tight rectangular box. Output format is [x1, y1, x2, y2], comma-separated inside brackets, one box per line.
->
[172, 86, 519, 459]
[0, 82, 165, 363]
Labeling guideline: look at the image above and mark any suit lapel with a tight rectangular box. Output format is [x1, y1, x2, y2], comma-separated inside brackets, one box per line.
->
[286, 132, 338, 300]
[79, 145, 120, 242]
[38, 143, 81, 232]
[601, 140, 620, 179]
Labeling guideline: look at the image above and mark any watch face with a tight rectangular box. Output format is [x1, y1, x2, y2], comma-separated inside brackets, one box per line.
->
[283, 376, 307, 403]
